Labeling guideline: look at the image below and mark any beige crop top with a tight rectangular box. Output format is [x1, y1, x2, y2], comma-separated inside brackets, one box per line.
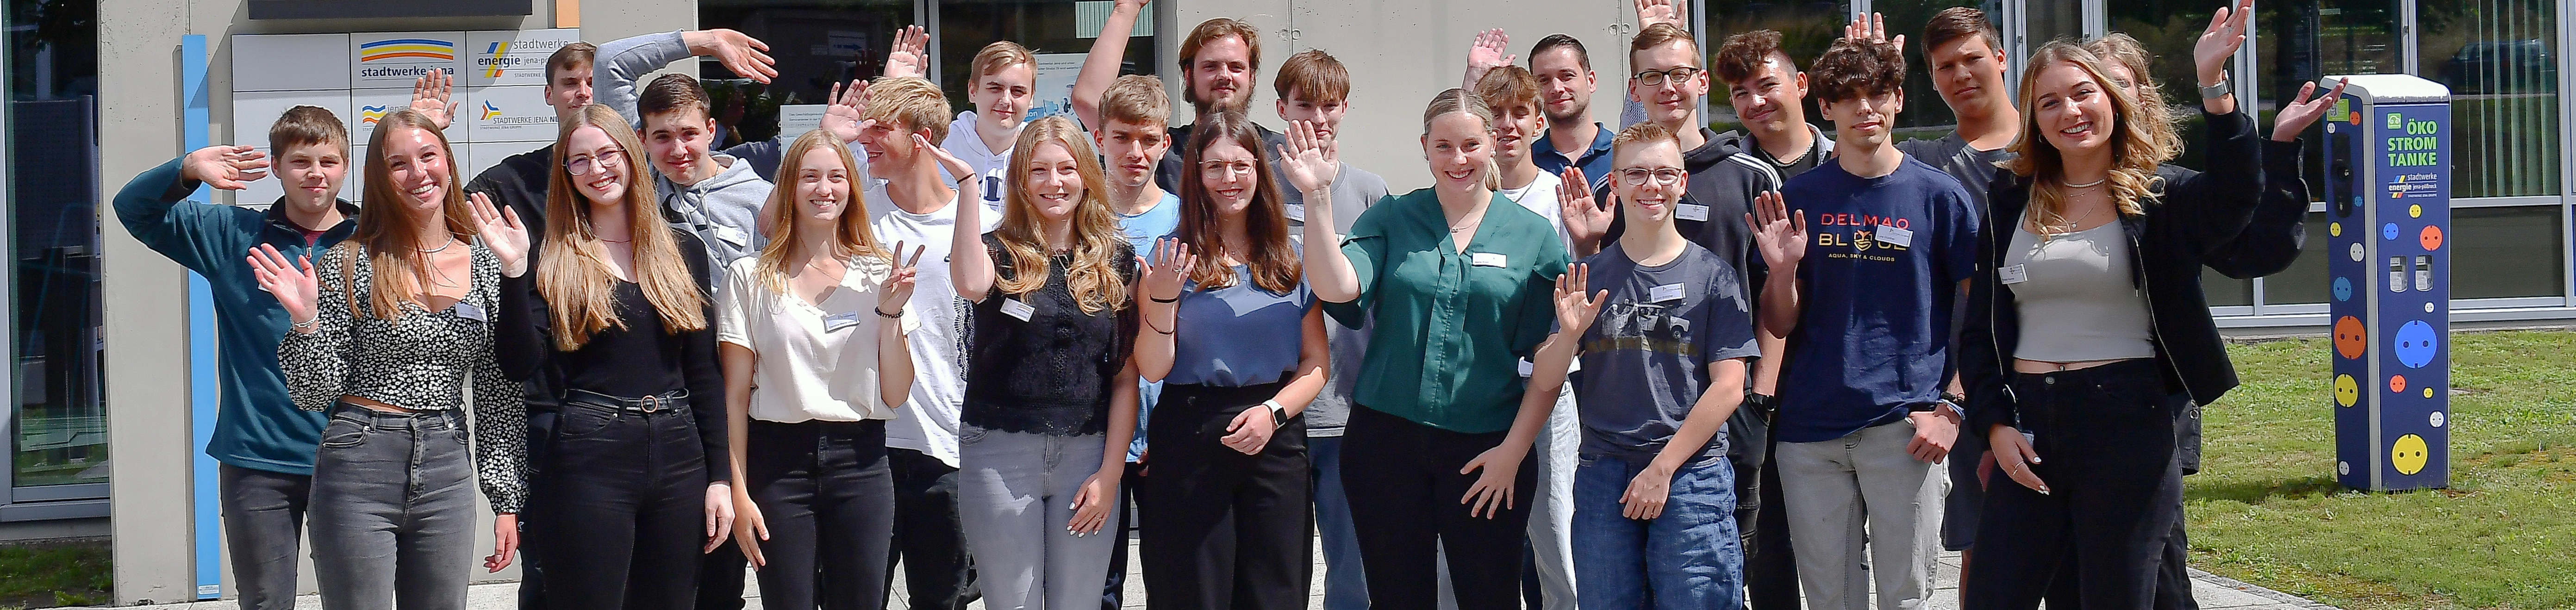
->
[2004, 223, 2156, 362]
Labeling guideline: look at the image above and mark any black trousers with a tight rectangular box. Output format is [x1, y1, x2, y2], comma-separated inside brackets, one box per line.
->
[1966, 360, 2187, 610]
[886, 447, 979, 610]
[530, 397, 711, 610]
[218, 464, 311, 610]
[745, 419, 897, 610]
[1341, 405, 1534, 610]
[1103, 463, 1146, 610]
[1138, 382, 1313, 610]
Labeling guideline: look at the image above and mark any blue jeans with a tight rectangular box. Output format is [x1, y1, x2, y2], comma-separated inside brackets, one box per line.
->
[1572, 452, 1743, 610]
[1310, 436, 1366, 610]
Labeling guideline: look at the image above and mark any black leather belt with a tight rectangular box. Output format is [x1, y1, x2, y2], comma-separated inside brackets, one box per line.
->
[565, 388, 692, 413]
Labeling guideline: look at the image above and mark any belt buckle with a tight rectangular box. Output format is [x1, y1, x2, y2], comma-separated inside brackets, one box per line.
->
[637, 395, 665, 413]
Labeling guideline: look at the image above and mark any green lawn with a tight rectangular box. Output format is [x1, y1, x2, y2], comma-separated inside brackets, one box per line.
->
[0, 541, 109, 609]
[2189, 329, 2576, 610]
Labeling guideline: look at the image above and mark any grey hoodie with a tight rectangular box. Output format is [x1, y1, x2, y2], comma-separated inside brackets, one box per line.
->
[658, 153, 773, 288]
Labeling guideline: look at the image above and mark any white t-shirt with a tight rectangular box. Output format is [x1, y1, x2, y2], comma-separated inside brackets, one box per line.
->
[868, 182, 1002, 467]
[1498, 168, 1572, 251]
[716, 255, 923, 423]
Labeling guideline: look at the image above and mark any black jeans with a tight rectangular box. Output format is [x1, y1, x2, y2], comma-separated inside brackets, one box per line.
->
[886, 447, 978, 610]
[1966, 360, 2186, 610]
[218, 464, 311, 610]
[1139, 382, 1313, 610]
[1340, 406, 1533, 610]
[745, 419, 897, 610]
[530, 393, 711, 610]
[1103, 463, 1145, 610]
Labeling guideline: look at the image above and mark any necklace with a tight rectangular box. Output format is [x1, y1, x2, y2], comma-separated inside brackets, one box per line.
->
[2063, 177, 2107, 189]
[418, 236, 456, 254]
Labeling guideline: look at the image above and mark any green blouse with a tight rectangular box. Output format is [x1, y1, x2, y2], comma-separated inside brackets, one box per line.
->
[1323, 188, 1570, 434]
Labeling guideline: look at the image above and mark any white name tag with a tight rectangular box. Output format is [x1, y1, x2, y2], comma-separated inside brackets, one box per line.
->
[1999, 264, 2029, 285]
[823, 311, 863, 333]
[1649, 282, 1687, 303]
[451, 301, 487, 322]
[1471, 252, 1508, 268]
[999, 298, 1035, 321]
[1284, 204, 1306, 222]
[714, 225, 751, 247]
[1676, 203, 1710, 222]
[1874, 224, 1915, 248]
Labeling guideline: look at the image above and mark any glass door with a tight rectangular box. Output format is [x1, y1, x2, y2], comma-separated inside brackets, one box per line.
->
[6, 0, 108, 504]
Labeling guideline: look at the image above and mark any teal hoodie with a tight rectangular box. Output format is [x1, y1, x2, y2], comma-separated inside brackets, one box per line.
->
[113, 156, 357, 475]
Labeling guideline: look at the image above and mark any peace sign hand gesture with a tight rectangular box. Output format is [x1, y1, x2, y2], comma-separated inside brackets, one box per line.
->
[1552, 263, 1609, 336]
[880, 241, 928, 310]
[247, 244, 321, 331]
[1746, 191, 1807, 271]
[1141, 237, 1198, 302]
[1278, 120, 1338, 195]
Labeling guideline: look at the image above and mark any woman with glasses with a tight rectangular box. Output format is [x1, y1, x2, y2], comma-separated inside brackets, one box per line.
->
[480, 103, 732, 609]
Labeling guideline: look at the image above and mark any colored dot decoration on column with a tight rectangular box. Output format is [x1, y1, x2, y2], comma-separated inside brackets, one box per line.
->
[2423, 386, 2435, 398]
[2334, 277, 2354, 301]
[2334, 317, 2367, 359]
[2389, 374, 2408, 393]
[2410, 204, 2422, 218]
[2394, 320, 2439, 368]
[2330, 222, 2343, 237]
[2419, 225, 2444, 251]
[2392, 434, 2430, 475]
[2335, 374, 2359, 407]
[2382, 223, 2401, 240]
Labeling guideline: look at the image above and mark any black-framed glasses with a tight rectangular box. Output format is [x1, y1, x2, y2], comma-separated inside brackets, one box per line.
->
[566, 149, 626, 176]
[1632, 66, 1703, 87]
[1618, 168, 1688, 186]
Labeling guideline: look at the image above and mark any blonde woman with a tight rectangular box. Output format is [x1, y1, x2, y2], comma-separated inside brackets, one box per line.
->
[251, 107, 525, 610]
[946, 114, 1141, 610]
[715, 130, 924, 609]
[477, 104, 727, 609]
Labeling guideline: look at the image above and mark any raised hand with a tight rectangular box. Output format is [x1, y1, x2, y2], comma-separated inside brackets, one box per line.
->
[466, 193, 530, 277]
[1558, 167, 1610, 251]
[2271, 78, 2348, 142]
[410, 69, 458, 131]
[1277, 120, 1339, 195]
[2194, 0, 2252, 87]
[183, 145, 270, 191]
[821, 79, 872, 144]
[881, 242, 927, 309]
[1844, 12, 1903, 49]
[886, 25, 931, 80]
[1551, 263, 1608, 335]
[1464, 29, 1515, 90]
[1746, 191, 1807, 270]
[1140, 237, 1198, 301]
[915, 134, 976, 190]
[1635, 0, 1683, 29]
[247, 244, 320, 330]
[686, 29, 780, 84]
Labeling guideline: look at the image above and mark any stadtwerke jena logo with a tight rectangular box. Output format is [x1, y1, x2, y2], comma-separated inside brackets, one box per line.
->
[359, 105, 388, 125]
[360, 38, 456, 62]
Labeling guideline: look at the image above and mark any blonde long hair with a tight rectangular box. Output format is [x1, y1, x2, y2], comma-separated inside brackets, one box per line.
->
[346, 108, 476, 321]
[753, 130, 890, 294]
[2082, 33, 2188, 161]
[536, 104, 709, 351]
[994, 115, 1130, 313]
[2003, 42, 2176, 230]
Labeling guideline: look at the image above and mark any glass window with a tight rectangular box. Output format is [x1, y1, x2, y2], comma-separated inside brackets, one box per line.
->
[1701, 0, 1850, 135]
[701, 0, 917, 147]
[2108, 0, 2238, 170]
[2451, 205, 2565, 299]
[2261, 0, 2402, 202]
[938, 0, 1154, 122]
[8, 0, 106, 492]
[2418, 0, 2559, 198]
[1865, 0, 1987, 135]
[2206, 276, 2254, 306]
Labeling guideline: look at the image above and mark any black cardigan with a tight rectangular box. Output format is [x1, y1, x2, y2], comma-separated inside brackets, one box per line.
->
[2204, 138, 2314, 279]
[1960, 109, 2264, 436]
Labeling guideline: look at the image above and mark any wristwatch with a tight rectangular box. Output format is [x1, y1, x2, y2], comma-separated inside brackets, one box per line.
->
[1262, 399, 1289, 429]
[2199, 72, 2234, 101]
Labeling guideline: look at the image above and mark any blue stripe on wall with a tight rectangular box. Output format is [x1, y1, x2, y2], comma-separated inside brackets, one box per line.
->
[181, 33, 222, 601]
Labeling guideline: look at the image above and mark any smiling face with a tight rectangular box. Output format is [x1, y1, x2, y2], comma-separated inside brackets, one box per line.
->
[1277, 88, 1349, 142]
[857, 120, 928, 179]
[563, 125, 630, 205]
[1821, 89, 1903, 149]
[2030, 61, 2116, 156]
[791, 144, 854, 228]
[642, 107, 717, 180]
[1926, 36, 2008, 115]
[1022, 142, 1085, 221]
[1488, 99, 1544, 166]
[1629, 41, 1709, 129]
[973, 63, 1036, 130]
[1095, 118, 1170, 189]
[1532, 46, 1597, 124]
[1611, 139, 1686, 226]
[1197, 137, 1261, 217]
[1727, 55, 1809, 139]
[1189, 36, 1256, 112]
[378, 125, 454, 216]
[1420, 112, 1494, 193]
[275, 141, 349, 213]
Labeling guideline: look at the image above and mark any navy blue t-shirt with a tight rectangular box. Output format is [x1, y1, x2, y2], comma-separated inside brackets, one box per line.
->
[1572, 241, 1761, 462]
[1775, 156, 1981, 443]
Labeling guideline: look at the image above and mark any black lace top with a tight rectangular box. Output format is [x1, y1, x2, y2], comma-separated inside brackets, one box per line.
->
[961, 234, 1138, 436]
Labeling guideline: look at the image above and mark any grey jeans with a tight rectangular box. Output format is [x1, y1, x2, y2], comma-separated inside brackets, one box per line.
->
[954, 427, 1119, 610]
[307, 405, 479, 610]
[1775, 419, 1947, 610]
[219, 464, 311, 610]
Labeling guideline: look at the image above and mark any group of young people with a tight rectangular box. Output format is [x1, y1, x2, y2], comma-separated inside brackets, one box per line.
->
[116, 0, 2340, 609]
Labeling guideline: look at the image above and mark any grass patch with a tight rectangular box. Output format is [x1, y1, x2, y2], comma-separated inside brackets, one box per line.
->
[0, 540, 109, 609]
[2189, 329, 2576, 610]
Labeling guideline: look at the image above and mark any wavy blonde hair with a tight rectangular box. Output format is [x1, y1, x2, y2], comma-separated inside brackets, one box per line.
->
[2004, 42, 2176, 230]
[2083, 33, 2187, 160]
[536, 104, 708, 351]
[995, 115, 1131, 313]
[753, 130, 889, 294]
[346, 108, 477, 321]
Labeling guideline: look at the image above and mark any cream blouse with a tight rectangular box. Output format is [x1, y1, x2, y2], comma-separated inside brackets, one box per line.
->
[716, 255, 921, 422]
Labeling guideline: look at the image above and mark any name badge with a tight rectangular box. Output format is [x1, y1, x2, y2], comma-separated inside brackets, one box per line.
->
[999, 298, 1036, 322]
[451, 301, 487, 322]
[714, 225, 751, 247]
[823, 311, 864, 333]
[1649, 282, 1687, 303]
[1874, 224, 1915, 248]
[1676, 203, 1710, 222]
[1999, 264, 2029, 285]
[1284, 204, 1306, 222]
[1470, 252, 1508, 268]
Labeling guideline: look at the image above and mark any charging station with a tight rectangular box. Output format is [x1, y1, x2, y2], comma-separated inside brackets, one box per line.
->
[2323, 74, 2451, 492]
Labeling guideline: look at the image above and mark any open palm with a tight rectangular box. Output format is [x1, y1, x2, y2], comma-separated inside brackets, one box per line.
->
[1746, 191, 1807, 269]
[1141, 237, 1198, 300]
[2271, 78, 2348, 142]
[1552, 263, 1606, 335]
[1278, 120, 1338, 194]
[466, 193, 530, 276]
[247, 244, 320, 326]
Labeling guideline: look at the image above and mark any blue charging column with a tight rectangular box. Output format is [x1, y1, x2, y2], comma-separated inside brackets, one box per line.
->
[2323, 74, 2451, 491]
